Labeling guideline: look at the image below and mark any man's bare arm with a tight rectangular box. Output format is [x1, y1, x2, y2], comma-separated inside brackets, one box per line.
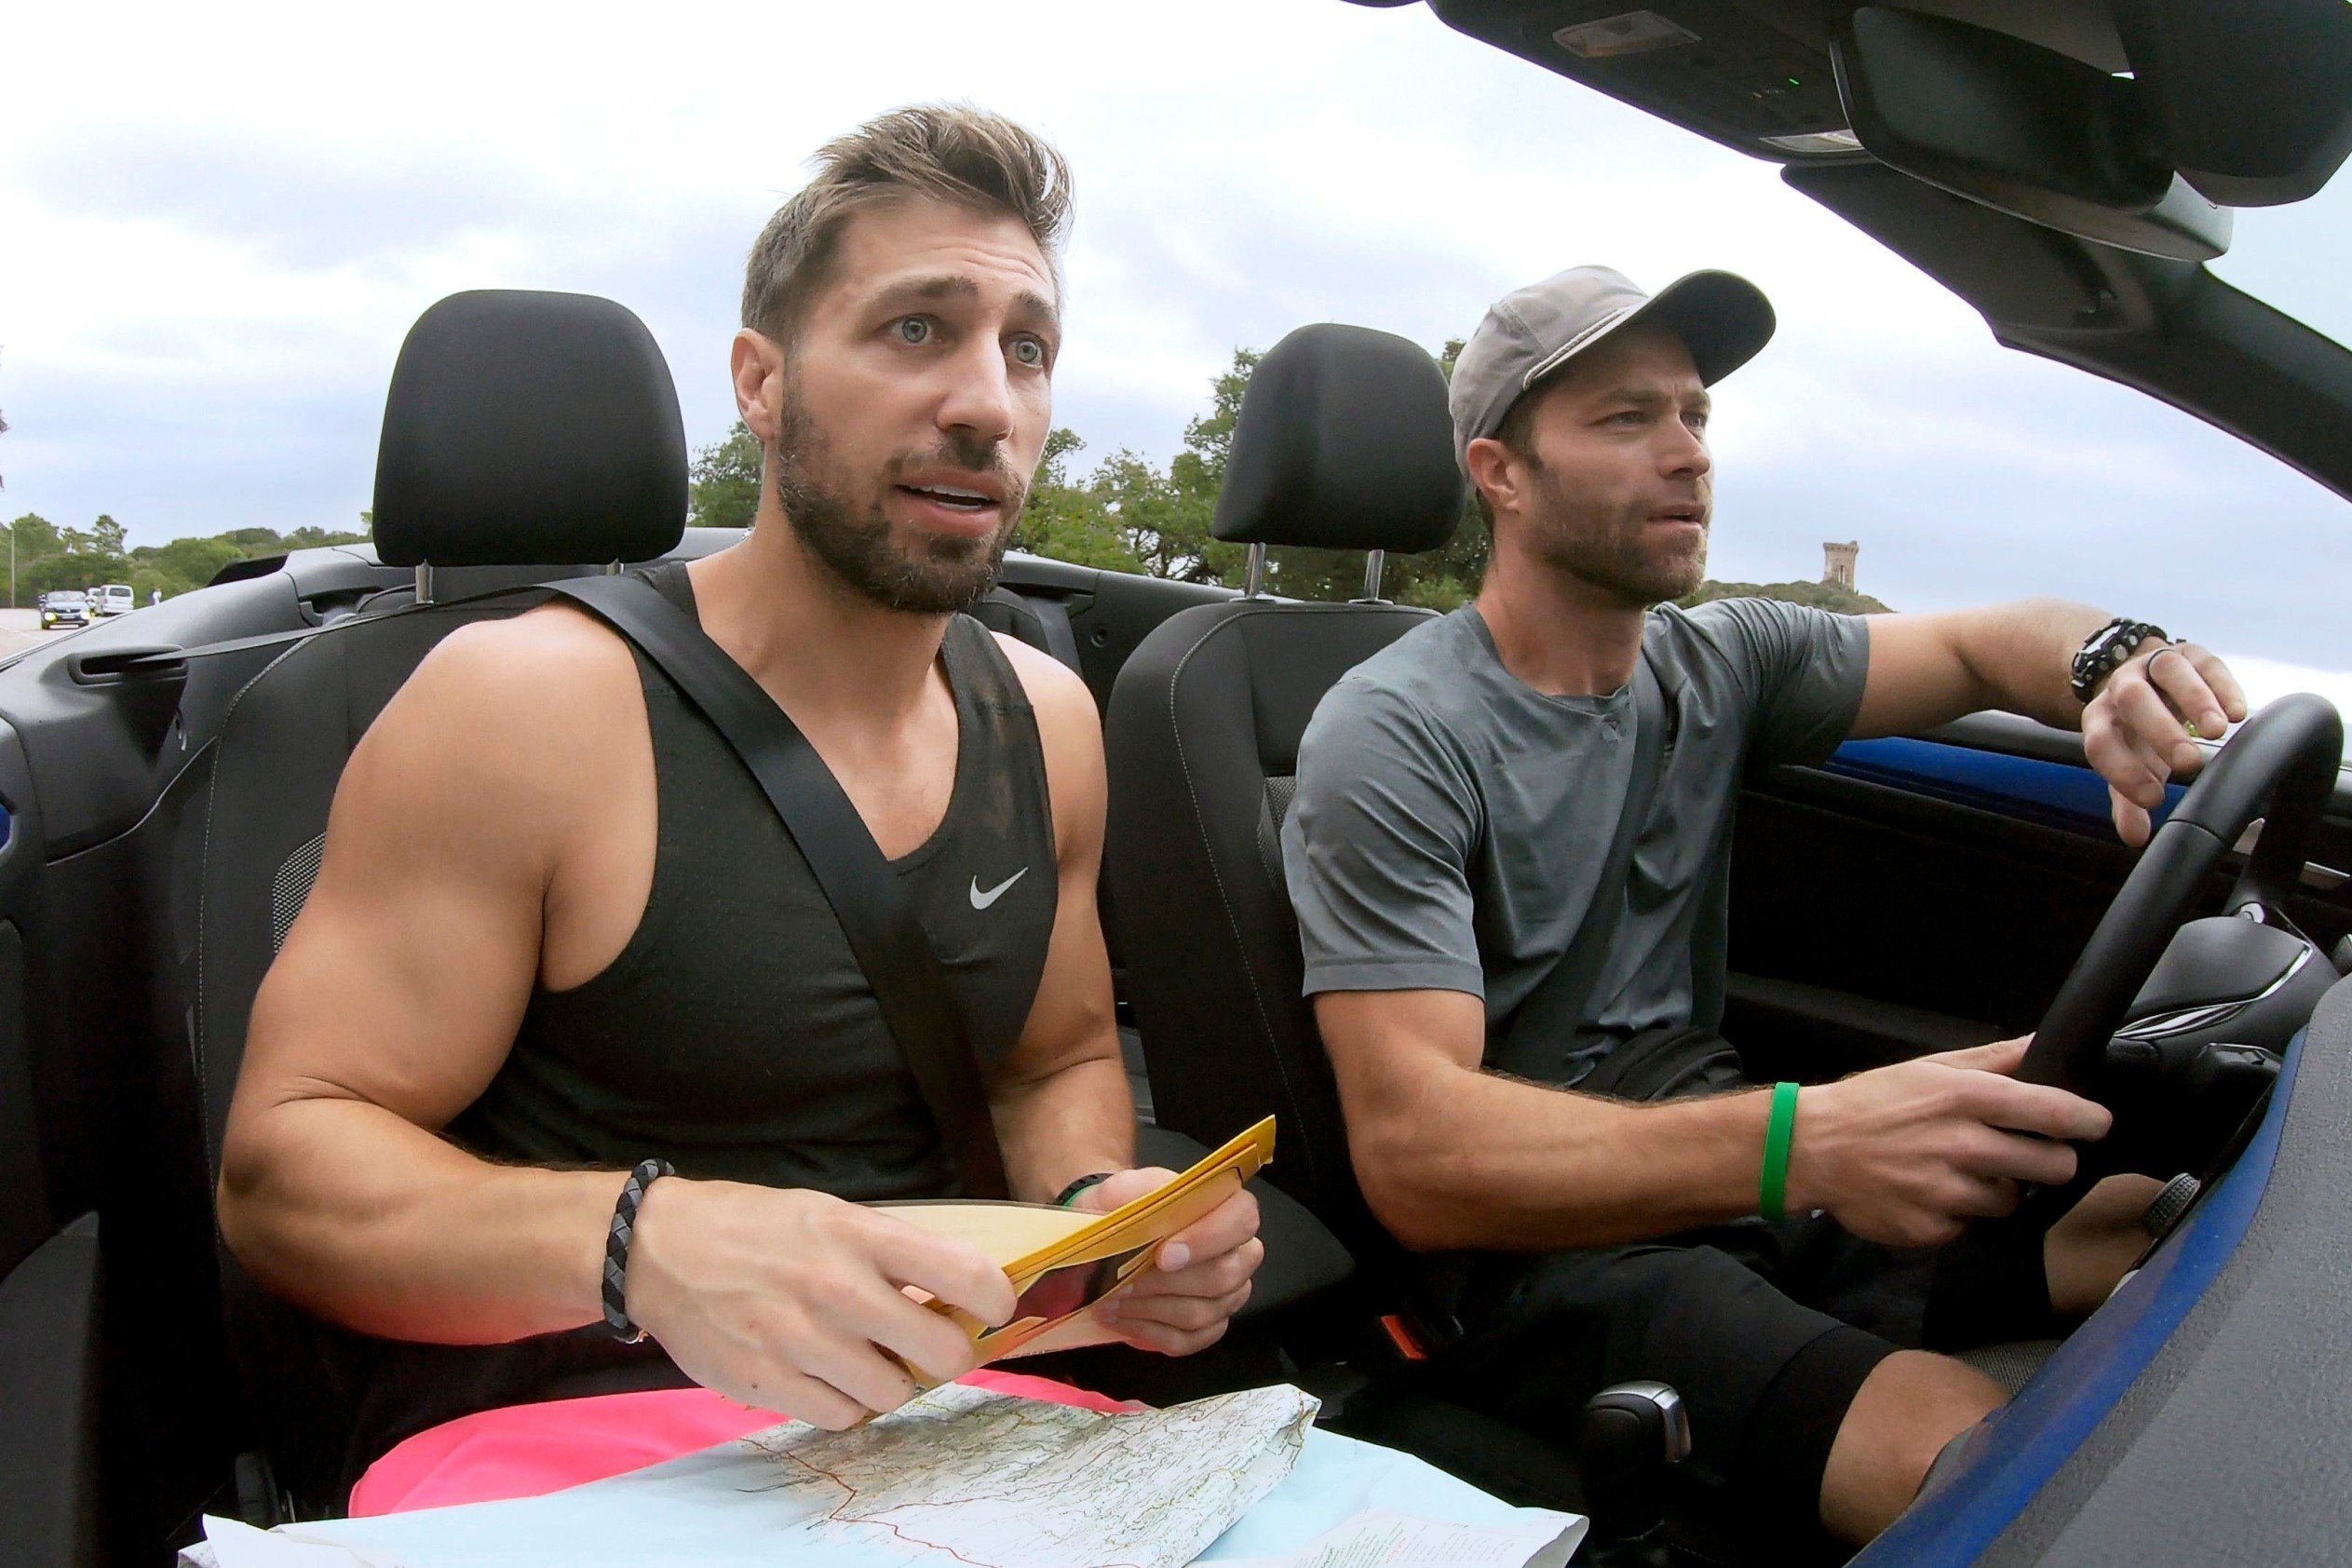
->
[216, 611, 639, 1343]
[1319, 989, 2112, 1253]
[984, 640, 1135, 1203]
[1854, 599, 2248, 845]
[1851, 599, 2107, 737]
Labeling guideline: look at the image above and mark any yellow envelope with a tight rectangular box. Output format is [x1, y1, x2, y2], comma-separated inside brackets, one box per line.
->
[871, 1116, 1277, 1369]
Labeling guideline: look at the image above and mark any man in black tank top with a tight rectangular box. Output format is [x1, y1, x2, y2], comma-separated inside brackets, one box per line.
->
[218, 105, 1264, 1494]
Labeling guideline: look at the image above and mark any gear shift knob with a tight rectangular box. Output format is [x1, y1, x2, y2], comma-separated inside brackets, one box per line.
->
[1576, 1381, 1691, 1554]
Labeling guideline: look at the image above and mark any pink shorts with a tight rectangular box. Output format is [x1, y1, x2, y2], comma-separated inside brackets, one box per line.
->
[349, 1372, 1143, 1517]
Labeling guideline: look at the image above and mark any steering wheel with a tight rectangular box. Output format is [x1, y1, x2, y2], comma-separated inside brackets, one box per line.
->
[2019, 692, 2344, 1109]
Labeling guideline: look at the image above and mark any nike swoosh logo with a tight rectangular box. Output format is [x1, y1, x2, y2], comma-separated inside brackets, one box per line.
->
[969, 868, 1029, 910]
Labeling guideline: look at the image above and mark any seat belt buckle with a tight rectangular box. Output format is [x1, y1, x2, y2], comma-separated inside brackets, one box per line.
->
[1378, 1313, 1430, 1362]
[1361, 1304, 1463, 1368]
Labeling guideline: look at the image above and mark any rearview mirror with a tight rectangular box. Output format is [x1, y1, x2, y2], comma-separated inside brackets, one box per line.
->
[2117, 0, 2352, 208]
[1832, 7, 2230, 262]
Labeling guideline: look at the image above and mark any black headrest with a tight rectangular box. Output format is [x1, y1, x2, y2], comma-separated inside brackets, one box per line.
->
[1212, 323, 1464, 554]
[372, 290, 689, 568]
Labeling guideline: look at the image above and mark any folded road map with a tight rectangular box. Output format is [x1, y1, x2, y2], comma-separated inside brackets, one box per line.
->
[189, 1380, 1583, 1568]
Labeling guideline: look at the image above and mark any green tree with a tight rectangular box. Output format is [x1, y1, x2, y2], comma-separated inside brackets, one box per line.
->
[129, 563, 197, 602]
[149, 535, 246, 586]
[281, 525, 370, 549]
[1092, 447, 1219, 578]
[7, 513, 60, 560]
[25, 552, 128, 596]
[1169, 350, 1262, 588]
[1011, 429, 1146, 572]
[689, 422, 764, 530]
[1007, 351, 1258, 590]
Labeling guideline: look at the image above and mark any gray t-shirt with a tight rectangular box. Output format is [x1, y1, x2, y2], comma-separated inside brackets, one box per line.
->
[1281, 599, 1869, 1086]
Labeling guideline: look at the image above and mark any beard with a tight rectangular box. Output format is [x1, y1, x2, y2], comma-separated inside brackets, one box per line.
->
[1521, 453, 1710, 607]
[769, 389, 1028, 615]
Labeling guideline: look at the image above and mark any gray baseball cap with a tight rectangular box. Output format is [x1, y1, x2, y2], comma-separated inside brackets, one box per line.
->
[1449, 265, 1777, 466]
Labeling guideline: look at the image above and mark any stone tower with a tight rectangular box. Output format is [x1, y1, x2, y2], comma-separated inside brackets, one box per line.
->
[1823, 541, 1859, 589]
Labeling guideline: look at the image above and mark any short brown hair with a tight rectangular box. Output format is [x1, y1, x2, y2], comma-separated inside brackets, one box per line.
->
[741, 104, 1075, 345]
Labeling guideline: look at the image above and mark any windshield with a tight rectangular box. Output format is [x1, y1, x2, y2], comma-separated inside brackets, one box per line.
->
[2212, 180, 2352, 355]
[2072, 181, 2352, 722]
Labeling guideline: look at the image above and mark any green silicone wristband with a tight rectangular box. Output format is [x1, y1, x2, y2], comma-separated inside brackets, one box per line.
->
[1760, 1081, 1800, 1222]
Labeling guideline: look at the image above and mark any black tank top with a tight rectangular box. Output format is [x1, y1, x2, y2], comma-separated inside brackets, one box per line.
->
[451, 562, 1058, 1195]
[339, 563, 1059, 1490]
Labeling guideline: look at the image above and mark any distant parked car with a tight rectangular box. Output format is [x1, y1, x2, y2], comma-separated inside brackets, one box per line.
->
[95, 584, 135, 617]
[38, 591, 90, 630]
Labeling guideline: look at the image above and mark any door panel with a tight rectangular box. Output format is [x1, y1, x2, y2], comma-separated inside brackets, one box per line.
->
[0, 883, 98, 1568]
[1726, 714, 2352, 1081]
[0, 1214, 101, 1568]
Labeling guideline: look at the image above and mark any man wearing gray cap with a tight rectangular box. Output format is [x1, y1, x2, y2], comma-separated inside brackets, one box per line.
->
[1280, 264, 2248, 1543]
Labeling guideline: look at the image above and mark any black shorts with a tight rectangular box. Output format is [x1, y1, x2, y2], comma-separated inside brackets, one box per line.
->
[1432, 1212, 2058, 1534]
[1426, 1031, 2060, 1534]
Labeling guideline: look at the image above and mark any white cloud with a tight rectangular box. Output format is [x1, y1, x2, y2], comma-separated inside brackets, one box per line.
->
[3, 0, 2349, 669]
[2224, 656, 2352, 724]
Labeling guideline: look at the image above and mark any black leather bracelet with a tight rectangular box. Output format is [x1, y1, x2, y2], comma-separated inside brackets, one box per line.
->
[602, 1157, 675, 1343]
[1053, 1171, 1117, 1210]
[2070, 617, 2170, 705]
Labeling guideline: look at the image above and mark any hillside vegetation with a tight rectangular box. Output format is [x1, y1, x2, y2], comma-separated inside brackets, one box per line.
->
[1679, 577, 1891, 615]
[0, 515, 368, 604]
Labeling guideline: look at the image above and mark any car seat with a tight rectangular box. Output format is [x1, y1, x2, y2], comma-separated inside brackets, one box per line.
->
[0, 916, 101, 1566]
[1102, 323, 1614, 1509]
[188, 289, 688, 1511]
[1105, 322, 1461, 1251]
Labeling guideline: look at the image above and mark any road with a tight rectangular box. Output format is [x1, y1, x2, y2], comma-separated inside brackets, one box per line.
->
[0, 608, 85, 656]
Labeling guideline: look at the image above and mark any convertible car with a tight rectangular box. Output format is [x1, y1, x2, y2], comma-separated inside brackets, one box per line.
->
[8, 3, 2352, 1565]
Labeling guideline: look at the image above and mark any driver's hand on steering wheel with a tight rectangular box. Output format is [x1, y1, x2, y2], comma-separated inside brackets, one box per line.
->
[1787, 1039, 2112, 1249]
[2082, 640, 2249, 848]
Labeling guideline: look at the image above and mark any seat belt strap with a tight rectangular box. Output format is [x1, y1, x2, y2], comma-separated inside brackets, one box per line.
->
[544, 574, 1012, 1201]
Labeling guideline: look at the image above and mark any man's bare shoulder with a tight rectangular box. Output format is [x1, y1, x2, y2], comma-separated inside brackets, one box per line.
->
[343, 604, 646, 828]
[991, 631, 1100, 752]
[990, 632, 1104, 857]
[400, 602, 640, 727]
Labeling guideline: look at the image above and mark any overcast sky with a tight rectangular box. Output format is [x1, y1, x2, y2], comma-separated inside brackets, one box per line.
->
[7, 0, 2352, 696]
